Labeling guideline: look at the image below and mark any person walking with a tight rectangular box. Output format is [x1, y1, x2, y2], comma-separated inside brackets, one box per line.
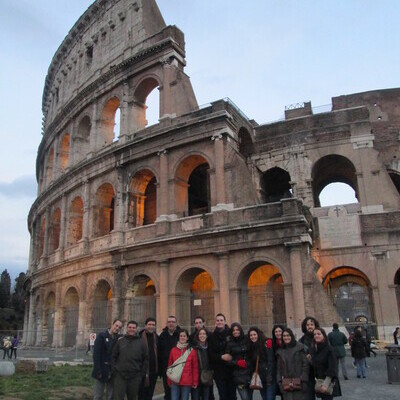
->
[248, 326, 274, 400]
[167, 329, 199, 400]
[208, 313, 237, 400]
[111, 320, 149, 400]
[327, 323, 348, 380]
[393, 327, 400, 345]
[9, 335, 18, 359]
[159, 315, 181, 400]
[139, 317, 159, 400]
[350, 326, 369, 379]
[310, 327, 342, 400]
[92, 318, 123, 400]
[276, 328, 309, 400]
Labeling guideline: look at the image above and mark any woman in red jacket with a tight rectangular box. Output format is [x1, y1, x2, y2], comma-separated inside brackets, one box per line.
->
[168, 329, 199, 400]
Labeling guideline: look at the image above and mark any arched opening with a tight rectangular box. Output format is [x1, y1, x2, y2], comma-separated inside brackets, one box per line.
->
[46, 148, 54, 186]
[92, 280, 112, 332]
[389, 171, 400, 197]
[262, 167, 292, 203]
[312, 155, 358, 208]
[59, 133, 70, 171]
[67, 197, 83, 246]
[175, 268, 215, 331]
[319, 182, 358, 207]
[394, 268, 400, 321]
[49, 208, 61, 253]
[94, 183, 115, 237]
[63, 287, 79, 347]
[125, 275, 156, 327]
[323, 266, 376, 335]
[100, 97, 120, 146]
[133, 78, 160, 131]
[44, 292, 55, 346]
[75, 116, 91, 163]
[128, 170, 157, 227]
[238, 127, 254, 158]
[175, 155, 210, 217]
[39, 218, 46, 257]
[238, 263, 286, 333]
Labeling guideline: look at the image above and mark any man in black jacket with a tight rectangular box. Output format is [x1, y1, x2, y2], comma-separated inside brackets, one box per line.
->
[92, 318, 122, 400]
[158, 315, 180, 400]
[112, 320, 148, 400]
[138, 317, 159, 400]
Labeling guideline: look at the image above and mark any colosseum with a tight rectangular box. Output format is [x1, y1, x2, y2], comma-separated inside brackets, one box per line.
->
[24, 0, 400, 347]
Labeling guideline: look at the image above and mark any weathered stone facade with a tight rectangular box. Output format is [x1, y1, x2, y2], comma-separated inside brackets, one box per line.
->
[25, 0, 400, 346]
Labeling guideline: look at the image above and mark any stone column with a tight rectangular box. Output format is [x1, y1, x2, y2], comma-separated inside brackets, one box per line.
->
[26, 290, 36, 345]
[229, 288, 241, 323]
[283, 283, 295, 328]
[286, 242, 306, 327]
[115, 167, 126, 232]
[28, 222, 35, 273]
[112, 266, 125, 322]
[212, 134, 226, 206]
[90, 102, 99, 154]
[42, 207, 51, 260]
[157, 149, 169, 220]
[82, 180, 91, 245]
[53, 281, 62, 347]
[58, 195, 68, 260]
[216, 252, 231, 323]
[52, 136, 59, 180]
[159, 260, 170, 327]
[77, 274, 87, 347]
[160, 58, 173, 119]
[118, 82, 129, 142]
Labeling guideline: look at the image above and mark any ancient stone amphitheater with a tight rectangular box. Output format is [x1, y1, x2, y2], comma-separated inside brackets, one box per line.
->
[25, 0, 400, 347]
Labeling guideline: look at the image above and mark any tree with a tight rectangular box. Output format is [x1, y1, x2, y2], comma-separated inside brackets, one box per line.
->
[0, 269, 11, 308]
[11, 272, 26, 312]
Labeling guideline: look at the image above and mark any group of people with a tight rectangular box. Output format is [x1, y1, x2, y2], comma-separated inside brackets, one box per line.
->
[92, 313, 361, 400]
[1, 335, 18, 360]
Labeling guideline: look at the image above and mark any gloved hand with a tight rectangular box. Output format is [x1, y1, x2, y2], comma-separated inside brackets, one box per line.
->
[266, 339, 273, 349]
[237, 359, 247, 369]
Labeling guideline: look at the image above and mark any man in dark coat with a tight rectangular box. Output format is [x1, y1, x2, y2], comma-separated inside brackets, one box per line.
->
[138, 317, 159, 400]
[328, 323, 348, 380]
[208, 313, 237, 400]
[112, 320, 149, 400]
[92, 318, 123, 400]
[158, 315, 180, 400]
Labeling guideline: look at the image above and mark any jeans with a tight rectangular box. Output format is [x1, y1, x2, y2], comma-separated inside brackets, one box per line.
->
[163, 373, 172, 400]
[192, 384, 210, 400]
[113, 372, 141, 400]
[93, 378, 113, 400]
[138, 373, 158, 400]
[355, 358, 366, 378]
[170, 384, 191, 400]
[258, 383, 275, 400]
[214, 376, 237, 400]
[237, 385, 252, 400]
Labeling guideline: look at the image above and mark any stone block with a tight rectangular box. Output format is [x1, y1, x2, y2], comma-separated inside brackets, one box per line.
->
[0, 361, 15, 376]
[16, 358, 49, 373]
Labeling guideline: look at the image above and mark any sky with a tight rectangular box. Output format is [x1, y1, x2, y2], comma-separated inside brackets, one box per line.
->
[0, 0, 399, 282]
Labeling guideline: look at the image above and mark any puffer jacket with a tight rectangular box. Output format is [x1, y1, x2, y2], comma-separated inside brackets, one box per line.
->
[226, 335, 251, 386]
[167, 346, 199, 387]
[351, 332, 369, 359]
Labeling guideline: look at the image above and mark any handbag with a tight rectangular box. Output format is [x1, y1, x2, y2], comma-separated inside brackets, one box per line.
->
[166, 349, 191, 384]
[249, 354, 263, 390]
[197, 348, 214, 386]
[315, 378, 334, 395]
[282, 377, 302, 391]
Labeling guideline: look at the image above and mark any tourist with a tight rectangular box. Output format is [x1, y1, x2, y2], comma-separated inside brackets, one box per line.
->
[208, 313, 237, 400]
[92, 318, 123, 400]
[10, 335, 18, 359]
[276, 328, 309, 400]
[167, 329, 199, 400]
[364, 328, 376, 358]
[192, 327, 212, 400]
[159, 315, 181, 400]
[248, 326, 274, 400]
[111, 320, 148, 400]
[350, 326, 369, 379]
[299, 317, 320, 400]
[271, 324, 285, 399]
[310, 328, 342, 400]
[189, 316, 206, 346]
[2, 336, 11, 360]
[138, 317, 159, 400]
[327, 323, 348, 380]
[225, 322, 251, 400]
[393, 327, 400, 345]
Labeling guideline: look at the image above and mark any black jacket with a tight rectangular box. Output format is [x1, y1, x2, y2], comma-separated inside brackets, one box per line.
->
[226, 335, 251, 386]
[158, 326, 180, 374]
[111, 334, 148, 379]
[208, 326, 233, 379]
[248, 342, 274, 385]
[139, 329, 159, 375]
[91, 329, 121, 382]
[351, 333, 369, 359]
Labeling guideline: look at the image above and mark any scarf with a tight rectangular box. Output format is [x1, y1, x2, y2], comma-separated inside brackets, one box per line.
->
[141, 330, 158, 375]
[177, 342, 189, 350]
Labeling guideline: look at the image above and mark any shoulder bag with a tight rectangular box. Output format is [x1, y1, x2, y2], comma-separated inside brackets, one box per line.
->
[249, 354, 263, 390]
[166, 349, 192, 384]
[280, 356, 302, 391]
[315, 378, 334, 395]
[197, 349, 214, 386]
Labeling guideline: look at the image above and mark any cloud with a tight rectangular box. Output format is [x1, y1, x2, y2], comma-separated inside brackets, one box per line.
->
[0, 175, 37, 199]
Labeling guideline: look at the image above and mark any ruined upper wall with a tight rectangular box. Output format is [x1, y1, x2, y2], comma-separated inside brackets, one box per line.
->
[42, 0, 167, 127]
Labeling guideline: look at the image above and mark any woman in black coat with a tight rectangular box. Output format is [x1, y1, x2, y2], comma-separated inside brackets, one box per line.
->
[310, 327, 341, 399]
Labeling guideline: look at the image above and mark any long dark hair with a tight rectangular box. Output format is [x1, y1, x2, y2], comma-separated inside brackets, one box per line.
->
[195, 327, 209, 345]
[229, 322, 245, 340]
[247, 326, 266, 353]
[282, 328, 297, 348]
[312, 327, 328, 347]
[301, 317, 320, 334]
[272, 324, 285, 350]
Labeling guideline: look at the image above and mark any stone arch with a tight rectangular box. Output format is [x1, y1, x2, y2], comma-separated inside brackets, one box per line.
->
[99, 96, 120, 146]
[91, 279, 113, 332]
[46, 147, 54, 186]
[388, 170, 400, 197]
[237, 261, 287, 333]
[322, 266, 376, 330]
[394, 268, 400, 321]
[63, 286, 79, 347]
[128, 169, 158, 227]
[44, 291, 55, 346]
[238, 127, 254, 158]
[39, 217, 46, 258]
[174, 154, 211, 217]
[67, 196, 83, 246]
[49, 208, 61, 253]
[132, 76, 161, 131]
[174, 266, 216, 330]
[125, 274, 157, 327]
[93, 182, 115, 237]
[262, 167, 292, 203]
[58, 133, 70, 171]
[312, 154, 358, 208]
[75, 115, 91, 162]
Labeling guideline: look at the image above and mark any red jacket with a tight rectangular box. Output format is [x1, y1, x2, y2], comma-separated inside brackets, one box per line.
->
[167, 346, 199, 387]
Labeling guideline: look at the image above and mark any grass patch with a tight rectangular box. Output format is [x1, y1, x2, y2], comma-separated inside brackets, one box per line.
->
[0, 365, 92, 400]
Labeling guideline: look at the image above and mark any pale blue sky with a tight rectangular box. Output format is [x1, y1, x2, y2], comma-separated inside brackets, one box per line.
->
[0, 0, 399, 281]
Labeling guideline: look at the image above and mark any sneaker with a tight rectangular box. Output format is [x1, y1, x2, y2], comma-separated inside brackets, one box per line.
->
[363, 376, 366, 379]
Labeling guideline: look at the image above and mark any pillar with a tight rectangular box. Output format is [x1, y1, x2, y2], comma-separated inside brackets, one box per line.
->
[77, 274, 87, 347]
[112, 266, 125, 322]
[213, 134, 226, 206]
[42, 207, 51, 259]
[118, 82, 129, 141]
[159, 260, 169, 326]
[115, 167, 125, 231]
[82, 180, 91, 242]
[157, 149, 169, 219]
[58, 195, 67, 258]
[90, 102, 99, 154]
[26, 290, 36, 345]
[217, 252, 231, 323]
[160, 58, 173, 118]
[53, 281, 62, 347]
